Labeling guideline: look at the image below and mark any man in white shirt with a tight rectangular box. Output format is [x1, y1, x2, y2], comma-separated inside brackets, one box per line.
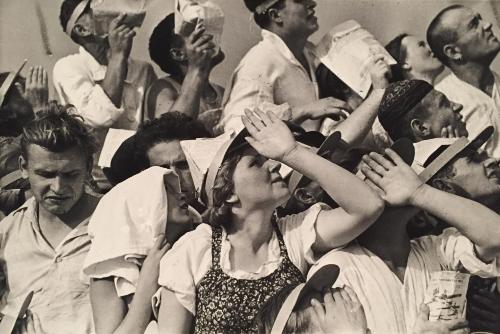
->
[54, 0, 156, 131]
[219, 0, 349, 134]
[428, 5, 500, 159]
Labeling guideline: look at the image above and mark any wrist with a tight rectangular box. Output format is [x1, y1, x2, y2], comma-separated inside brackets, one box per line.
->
[408, 183, 430, 207]
[108, 52, 128, 64]
[280, 142, 302, 164]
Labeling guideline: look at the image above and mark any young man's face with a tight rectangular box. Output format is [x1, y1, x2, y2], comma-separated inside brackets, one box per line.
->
[448, 149, 500, 205]
[20, 145, 90, 216]
[147, 139, 197, 204]
[278, 0, 319, 38]
[420, 90, 468, 138]
[443, 7, 500, 63]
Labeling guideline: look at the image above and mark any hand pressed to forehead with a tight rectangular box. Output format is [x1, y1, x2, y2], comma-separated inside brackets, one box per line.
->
[360, 149, 424, 207]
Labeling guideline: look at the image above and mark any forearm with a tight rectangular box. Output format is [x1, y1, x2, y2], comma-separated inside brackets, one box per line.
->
[101, 55, 128, 107]
[282, 145, 383, 217]
[333, 89, 384, 146]
[410, 185, 500, 254]
[290, 104, 312, 124]
[111, 284, 157, 334]
[170, 68, 209, 119]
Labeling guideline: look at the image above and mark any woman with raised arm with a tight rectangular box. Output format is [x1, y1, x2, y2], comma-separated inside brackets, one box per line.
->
[156, 109, 384, 333]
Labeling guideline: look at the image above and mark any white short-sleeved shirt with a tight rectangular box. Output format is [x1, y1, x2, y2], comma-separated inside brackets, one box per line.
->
[436, 72, 500, 159]
[309, 228, 500, 334]
[156, 203, 326, 314]
[219, 30, 320, 134]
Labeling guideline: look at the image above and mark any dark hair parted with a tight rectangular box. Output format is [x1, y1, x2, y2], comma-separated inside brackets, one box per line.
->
[244, 0, 286, 29]
[20, 102, 97, 164]
[134, 111, 210, 166]
[427, 4, 463, 66]
[385, 33, 409, 82]
[149, 14, 184, 77]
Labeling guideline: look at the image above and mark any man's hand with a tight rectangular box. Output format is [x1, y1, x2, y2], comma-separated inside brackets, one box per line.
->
[440, 125, 462, 138]
[108, 14, 136, 59]
[302, 97, 351, 121]
[185, 23, 216, 73]
[413, 304, 469, 334]
[369, 55, 391, 90]
[468, 289, 500, 333]
[310, 286, 368, 334]
[23, 66, 49, 113]
[360, 149, 425, 206]
[242, 108, 297, 161]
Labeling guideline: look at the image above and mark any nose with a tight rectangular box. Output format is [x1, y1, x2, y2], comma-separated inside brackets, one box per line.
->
[453, 102, 463, 113]
[51, 176, 65, 193]
[484, 20, 493, 31]
[267, 159, 282, 173]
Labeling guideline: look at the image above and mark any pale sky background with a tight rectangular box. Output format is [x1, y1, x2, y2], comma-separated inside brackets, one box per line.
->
[1, 0, 500, 99]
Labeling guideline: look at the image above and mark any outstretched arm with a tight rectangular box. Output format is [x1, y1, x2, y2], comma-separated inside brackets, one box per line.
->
[362, 149, 500, 262]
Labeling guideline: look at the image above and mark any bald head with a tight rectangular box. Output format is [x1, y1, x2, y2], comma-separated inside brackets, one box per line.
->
[427, 5, 500, 66]
[426, 5, 463, 66]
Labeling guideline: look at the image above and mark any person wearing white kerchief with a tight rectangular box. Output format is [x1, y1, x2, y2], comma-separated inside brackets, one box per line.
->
[83, 166, 194, 334]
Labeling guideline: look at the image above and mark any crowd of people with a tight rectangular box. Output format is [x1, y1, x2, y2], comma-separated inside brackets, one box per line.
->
[2, 0, 500, 333]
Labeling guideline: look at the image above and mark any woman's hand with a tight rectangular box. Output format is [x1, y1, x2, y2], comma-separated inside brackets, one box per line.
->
[369, 55, 391, 90]
[302, 97, 351, 121]
[311, 286, 368, 334]
[242, 108, 297, 161]
[413, 304, 469, 334]
[360, 149, 425, 207]
[137, 234, 171, 291]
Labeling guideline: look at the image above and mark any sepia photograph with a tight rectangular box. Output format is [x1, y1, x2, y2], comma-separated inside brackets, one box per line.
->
[1, 0, 500, 333]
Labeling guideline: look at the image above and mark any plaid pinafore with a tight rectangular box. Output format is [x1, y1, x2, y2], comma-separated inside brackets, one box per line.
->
[194, 221, 304, 333]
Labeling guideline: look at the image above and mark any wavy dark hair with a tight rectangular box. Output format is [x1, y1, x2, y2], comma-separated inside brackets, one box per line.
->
[21, 102, 96, 166]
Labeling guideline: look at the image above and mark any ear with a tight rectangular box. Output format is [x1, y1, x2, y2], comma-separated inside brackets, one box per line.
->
[19, 155, 29, 179]
[443, 44, 462, 62]
[73, 23, 92, 38]
[169, 48, 187, 62]
[267, 8, 283, 24]
[294, 188, 316, 206]
[410, 119, 431, 138]
[225, 194, 239, 204]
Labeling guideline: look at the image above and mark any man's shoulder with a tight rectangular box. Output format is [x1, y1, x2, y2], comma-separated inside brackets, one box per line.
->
[0, 198, 35, 232]
[53, 52, 88, 77]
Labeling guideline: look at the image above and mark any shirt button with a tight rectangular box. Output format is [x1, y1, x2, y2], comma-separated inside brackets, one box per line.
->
[55, 256, 63, 263]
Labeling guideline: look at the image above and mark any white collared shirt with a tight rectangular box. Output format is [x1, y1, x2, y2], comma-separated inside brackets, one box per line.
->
[219, 30, 319, 133]
[53, 47, 156, 130]
[436, 72, 500, 158]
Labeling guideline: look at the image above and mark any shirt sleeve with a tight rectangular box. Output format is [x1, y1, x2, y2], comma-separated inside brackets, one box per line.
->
[53, 59, 124, 129]
[220, 65, 291, 134]
[435, 227, 500, 277]
[278, 203, 329, 275]
[156, 224, 212, 315]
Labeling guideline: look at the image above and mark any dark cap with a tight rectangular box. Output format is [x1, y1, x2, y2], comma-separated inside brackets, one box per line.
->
[244, 0, 281, 14]
[378, 79, 434, 139]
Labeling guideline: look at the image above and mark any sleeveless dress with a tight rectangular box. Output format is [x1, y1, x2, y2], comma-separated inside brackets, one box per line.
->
[193, 221, 304, 333]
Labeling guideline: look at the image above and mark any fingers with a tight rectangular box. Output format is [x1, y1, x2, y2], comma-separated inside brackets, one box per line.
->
[360, 165, 383, 186]
[418, 303, 430, 320]
[362, 155, 388, 177]
[384, 148, 405, 166]
[310, 298, 326, 324]
[189, 24, 206, 43]
[343, 285, 360, 304]
[242, 112, 261, 137]
[254, 108, 272, 125]
[244, 109, 265, 130]
[369, 152, 396, 170]
[110, 13, 127, 30]
[325, 97, 352, 112]
[324, 288, 337, 314]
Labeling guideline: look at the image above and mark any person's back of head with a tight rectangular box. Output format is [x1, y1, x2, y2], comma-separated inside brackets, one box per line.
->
[426, 4, 464, 66]
[0, 72, 34, 137]
[149, 13, 184, 78]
